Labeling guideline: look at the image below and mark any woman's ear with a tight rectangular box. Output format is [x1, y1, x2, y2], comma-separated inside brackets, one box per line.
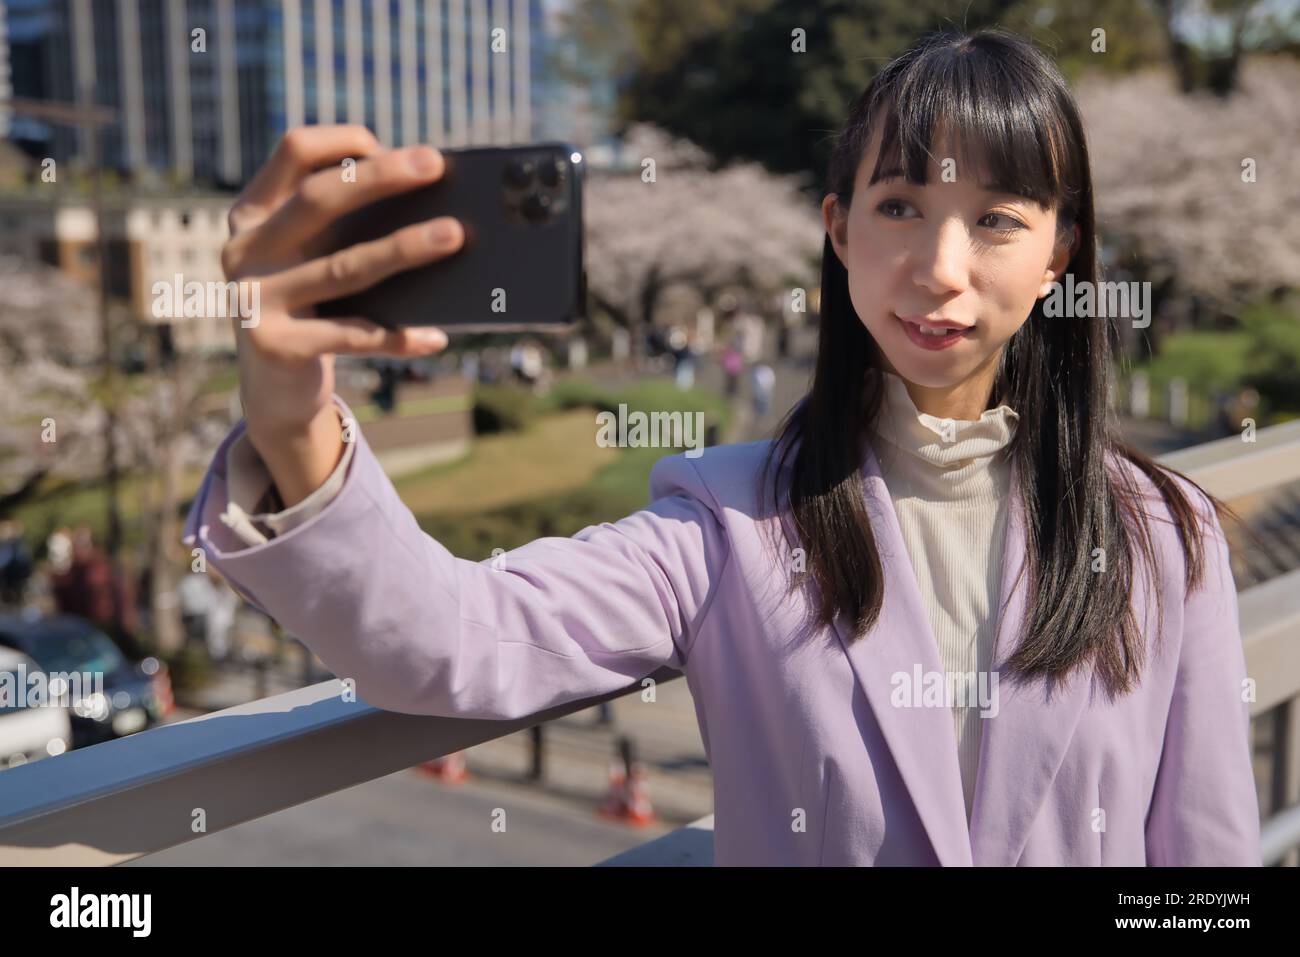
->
[1038, 223, 1080, 298]
[822, 194, 849, 267]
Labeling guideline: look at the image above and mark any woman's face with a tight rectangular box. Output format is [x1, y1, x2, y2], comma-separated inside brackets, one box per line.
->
[823, 124, 1075, 398]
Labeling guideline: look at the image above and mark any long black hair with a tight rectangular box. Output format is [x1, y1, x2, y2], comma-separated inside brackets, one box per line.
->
[759, 28, 1242, 699]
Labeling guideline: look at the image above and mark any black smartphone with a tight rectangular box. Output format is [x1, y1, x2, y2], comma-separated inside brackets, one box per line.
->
[312, 142, 585, 333]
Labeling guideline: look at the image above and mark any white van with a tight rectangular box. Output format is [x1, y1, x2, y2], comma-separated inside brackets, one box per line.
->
[0, 646, 73, 770]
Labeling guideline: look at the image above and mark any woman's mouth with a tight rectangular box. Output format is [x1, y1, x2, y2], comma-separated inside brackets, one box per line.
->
[894, 313, 972, 351]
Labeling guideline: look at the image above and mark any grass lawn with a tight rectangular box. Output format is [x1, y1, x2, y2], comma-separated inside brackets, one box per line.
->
[409, 441, 694, 561]
[392, 408, 619, 515]
[409, 376, 734, 559]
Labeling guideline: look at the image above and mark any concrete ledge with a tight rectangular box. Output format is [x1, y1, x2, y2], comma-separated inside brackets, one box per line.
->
[595, 815, 715, 866]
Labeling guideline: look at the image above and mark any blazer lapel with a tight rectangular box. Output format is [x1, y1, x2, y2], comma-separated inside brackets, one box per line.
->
[836, 441, 1096, 866]
[830, 442, 974, 866]
[966, 466, 1095, 865]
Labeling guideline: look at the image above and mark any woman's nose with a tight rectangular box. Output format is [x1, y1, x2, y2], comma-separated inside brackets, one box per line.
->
[910, 219, 971, 296]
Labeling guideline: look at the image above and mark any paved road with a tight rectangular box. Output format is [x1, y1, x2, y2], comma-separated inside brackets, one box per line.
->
[127, 759, 661, 867]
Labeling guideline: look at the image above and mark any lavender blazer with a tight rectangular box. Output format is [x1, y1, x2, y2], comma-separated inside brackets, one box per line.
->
[182, 395, 1261, 866]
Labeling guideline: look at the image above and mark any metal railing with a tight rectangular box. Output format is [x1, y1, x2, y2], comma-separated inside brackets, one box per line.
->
[2, 423, 1299, 866]
[0, 666, 684, 865]
[1161, 420, 1300, 865]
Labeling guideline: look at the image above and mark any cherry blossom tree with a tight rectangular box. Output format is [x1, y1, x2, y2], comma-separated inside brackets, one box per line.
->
[585, 123, 825, 358]
[0, 254, 232, 653]
[0, 255, 103, 504]
[1076, 55, 1299, 315]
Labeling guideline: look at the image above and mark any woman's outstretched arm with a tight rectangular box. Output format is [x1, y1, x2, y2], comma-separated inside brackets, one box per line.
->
[183, 398, 730, 720]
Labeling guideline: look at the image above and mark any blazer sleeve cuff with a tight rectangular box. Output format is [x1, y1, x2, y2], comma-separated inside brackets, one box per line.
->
[219, 403, 356, 548]
[181, 394, 362, 614]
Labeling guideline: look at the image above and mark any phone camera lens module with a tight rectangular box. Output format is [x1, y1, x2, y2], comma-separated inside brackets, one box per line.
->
[504, 159, 535, 188]
[539, 159, 566, 188]
[521, 192, 551, 223]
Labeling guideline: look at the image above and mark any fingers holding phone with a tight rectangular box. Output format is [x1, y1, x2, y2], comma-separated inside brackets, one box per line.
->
[219, 124, 465, 504]
[251, 214, 465, 360]
[242, 144, 452, 267]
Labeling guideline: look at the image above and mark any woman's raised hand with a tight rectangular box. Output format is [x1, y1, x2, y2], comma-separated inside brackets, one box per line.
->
[220, 124, 465, 505]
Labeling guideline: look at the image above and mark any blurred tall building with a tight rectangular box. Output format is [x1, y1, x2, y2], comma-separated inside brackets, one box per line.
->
[2, 0, 549, 187]
[0, 0, 615, 357]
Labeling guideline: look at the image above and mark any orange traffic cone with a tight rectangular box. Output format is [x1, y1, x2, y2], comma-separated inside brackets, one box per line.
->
[623, 764, 656, 826]
[597, 761, 656, 826]
[418, 750, 469, 783]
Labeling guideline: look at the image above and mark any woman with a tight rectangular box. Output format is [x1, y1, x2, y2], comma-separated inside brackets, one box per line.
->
[184, 29, 1260, 865]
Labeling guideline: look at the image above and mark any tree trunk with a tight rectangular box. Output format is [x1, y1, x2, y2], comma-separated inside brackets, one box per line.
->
[150, 373, 185, 656]
[1152, 0, 1197, 93]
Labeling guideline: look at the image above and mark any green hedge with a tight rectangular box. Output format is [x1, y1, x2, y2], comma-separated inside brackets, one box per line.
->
[1127, 296, 1300, 422]
[1142, 331, 1252, 393]
[1240, 299, 1300, 416]
[471, 383, 538, 434]
[541, 377, 730, 423]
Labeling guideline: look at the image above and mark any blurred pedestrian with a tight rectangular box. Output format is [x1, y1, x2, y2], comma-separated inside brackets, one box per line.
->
[204, 569, 240, 662]
[722, 347, 744, 398]
[517, 340, 544, 390]
[371, 359, 399, 413]
[0, 519, 33, 606]
[50, 525, 141, 655]
[751, 363, 776, 419]
[670, 325, 695, 391]
[46, 527, 73, 576]
[461, 351, 480, 384]
[736, 309, 764, 363]
[177, 567, 211, 645]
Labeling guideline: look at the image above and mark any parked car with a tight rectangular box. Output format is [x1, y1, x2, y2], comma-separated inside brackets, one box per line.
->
[0, 645, 72, 769]
[0, 612, 174, 749]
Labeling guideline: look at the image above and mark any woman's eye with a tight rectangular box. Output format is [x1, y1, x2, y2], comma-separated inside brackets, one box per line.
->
[877, 199, 913, 219]
[981, 212, 1025, 233]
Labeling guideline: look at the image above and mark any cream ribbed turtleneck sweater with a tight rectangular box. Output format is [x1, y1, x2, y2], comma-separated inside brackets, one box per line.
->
[871, 369, 1020, 822]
